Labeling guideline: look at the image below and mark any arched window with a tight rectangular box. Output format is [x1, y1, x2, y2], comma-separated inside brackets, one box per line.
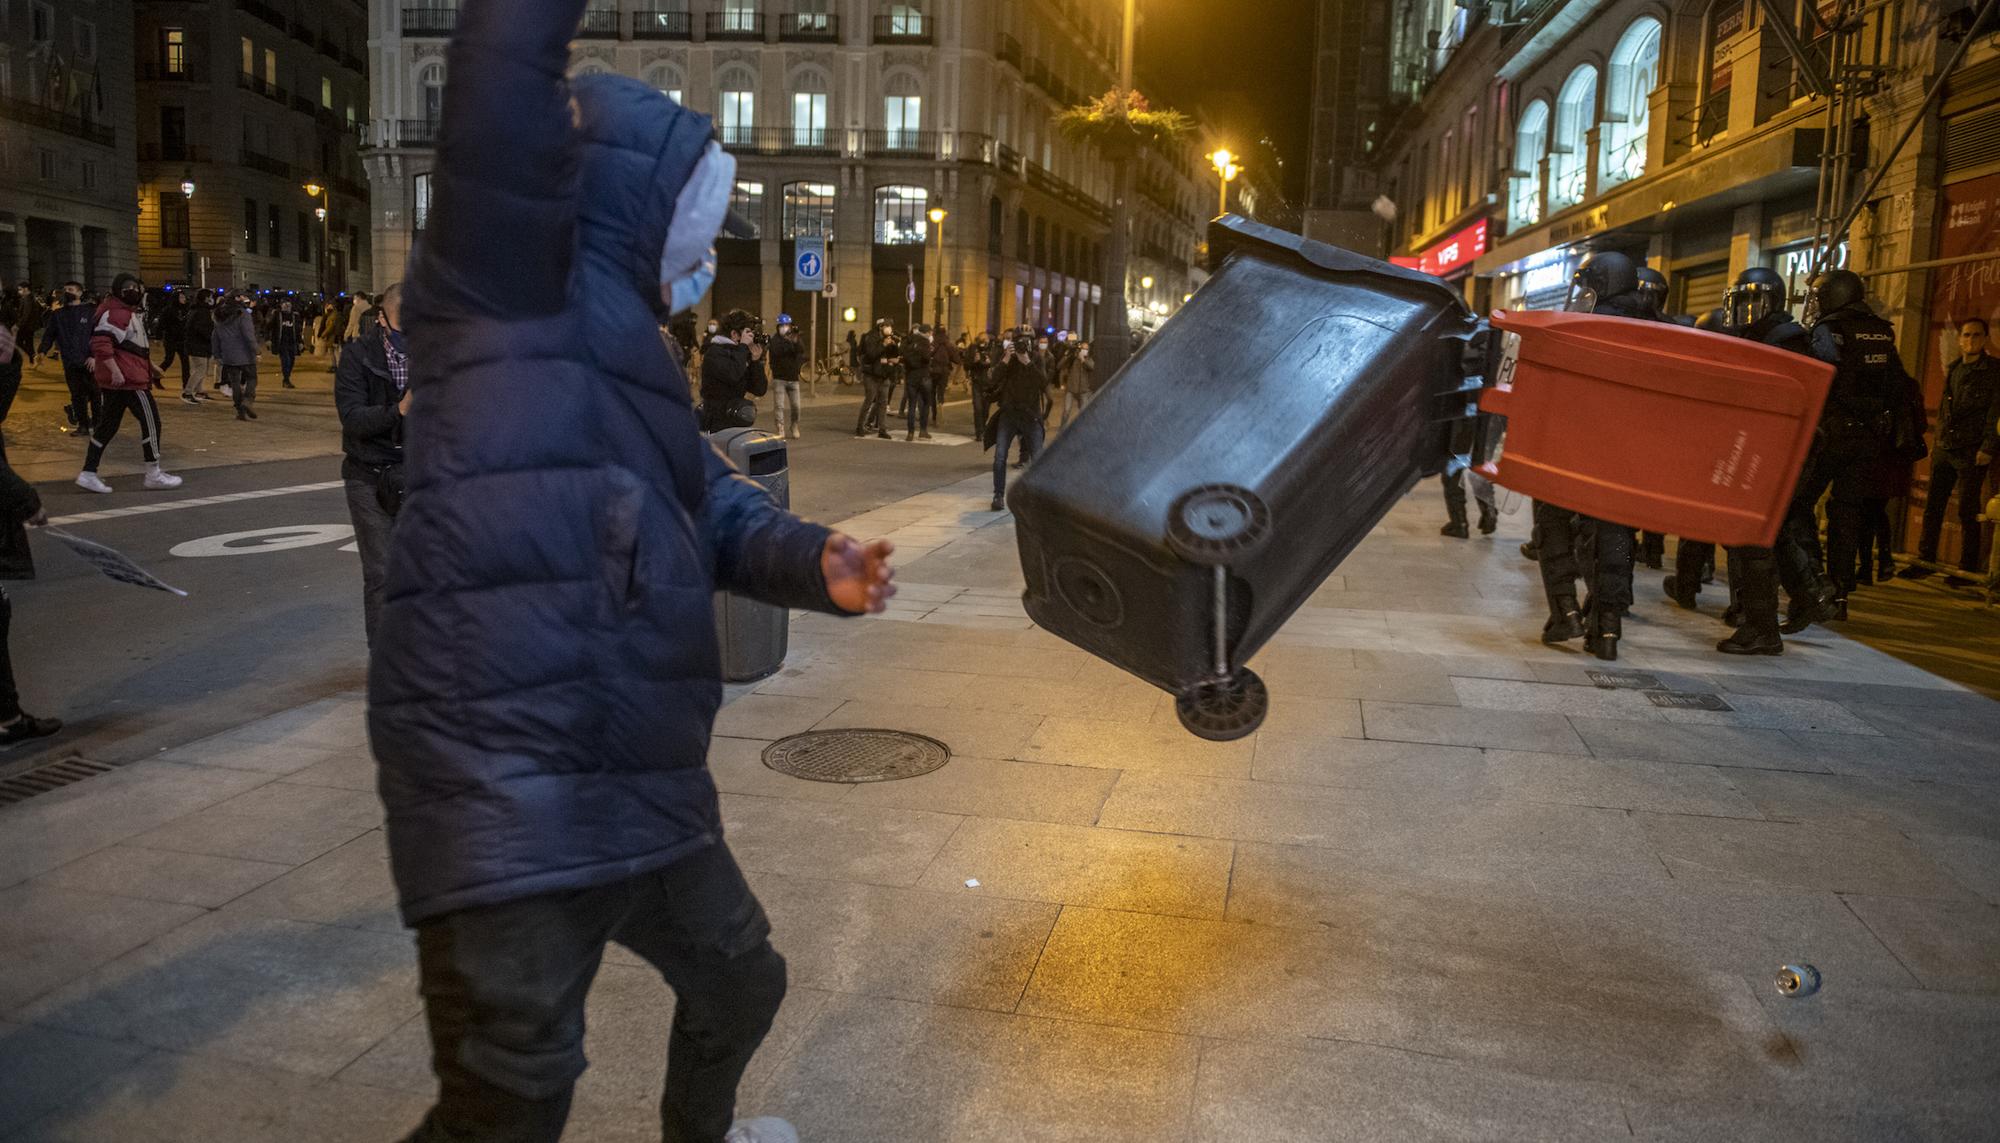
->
[1509, 99, 1549, 227]
[1549, 65, 1597, 211]
[1601, 18, 1661, 188]
[782, 181, 835, 239]
[418, 63, 446, 128]
[791, 69, 829, 148]
[644, 63, 685, 106]
[717, 65, 756, 146]
[883, 71, 923, 151]
[873, 184, 929, 245]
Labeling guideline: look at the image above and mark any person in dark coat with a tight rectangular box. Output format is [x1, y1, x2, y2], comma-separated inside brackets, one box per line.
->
[212, 291, 262, 421]
[1917, 317, 2000, 573]
[899, 323, 933, 439]
[928, 324, 955, 429]
[966, 331, 994, 437]
[854, 318, 900, 437]
[155, 291, 191, 389]
[368, 3, 895, 1139]
[987, 332, 1049, 511]
[337, 283, 409, 646]
[34, 283, 97, 437]
[181, 291, 216, 401]
[0, 321, 60, 746]
[270, 299, 306, 388]
[697, 308, 768, 433]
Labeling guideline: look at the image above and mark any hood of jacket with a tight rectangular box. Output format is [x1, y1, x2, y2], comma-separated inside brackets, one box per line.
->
[570, 74, 716, 321]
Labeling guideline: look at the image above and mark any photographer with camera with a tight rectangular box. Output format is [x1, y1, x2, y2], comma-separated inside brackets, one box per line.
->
[986, 333, 1050, 511]
[336, 283, 410, 646]
[855, 317, 901, 439]
[767, 313, 805, 440]
[699, 309, 769, 433]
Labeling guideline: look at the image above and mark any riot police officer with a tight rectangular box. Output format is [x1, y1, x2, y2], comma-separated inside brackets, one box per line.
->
[1795, 268, 1912, 610]
[1699, 266, 1840, 655]
[1534, 251, 1648, 659]
[1634, 266, 1669, 322]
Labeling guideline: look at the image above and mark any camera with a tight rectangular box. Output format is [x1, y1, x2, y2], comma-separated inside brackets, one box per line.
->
[1011, 336, 1036, 357]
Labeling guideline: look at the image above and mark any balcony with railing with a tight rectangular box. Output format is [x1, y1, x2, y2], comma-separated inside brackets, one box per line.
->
[778, 11, 838, 41]
[872, 13, 931, 44]
[578, 8, 621, 37]
[239, 0, 290, 33]
[1, 95, 116, 146]
[1025, 161, 1110, 222]
[863, 129, 939, 157]
[997, 34, 1022, 68]
[705, 10, 765, 39]
[364, 119, 441, 148]
[140, 60, 198, 82]
[241, 148, 295, 178]
[139, 142, 213, 163]
[633, 7, 693, 39]
[719, 126, 842, 157]
[238, 72, 292, 107]
[402, 7, 458, 36]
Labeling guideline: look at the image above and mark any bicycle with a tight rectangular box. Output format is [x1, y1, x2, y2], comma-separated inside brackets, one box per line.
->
[808, 355, 852, 397]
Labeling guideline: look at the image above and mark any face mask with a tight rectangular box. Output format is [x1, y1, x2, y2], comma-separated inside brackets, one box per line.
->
[706, 322, 719, 334]
[120, 288, 144, 307]
[661, 142, 734, 313]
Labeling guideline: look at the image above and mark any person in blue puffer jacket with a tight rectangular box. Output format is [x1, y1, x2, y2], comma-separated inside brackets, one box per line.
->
[367, 1, 896, 1139]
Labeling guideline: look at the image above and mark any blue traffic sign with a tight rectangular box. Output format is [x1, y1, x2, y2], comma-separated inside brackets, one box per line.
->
[793, 237, 826, 292]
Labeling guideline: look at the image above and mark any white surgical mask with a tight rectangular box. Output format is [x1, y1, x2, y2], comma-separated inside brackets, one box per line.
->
[661, 142, 735, 314]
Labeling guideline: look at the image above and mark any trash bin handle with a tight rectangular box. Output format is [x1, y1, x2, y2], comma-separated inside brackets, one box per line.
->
[1508, 334, 1818, 418]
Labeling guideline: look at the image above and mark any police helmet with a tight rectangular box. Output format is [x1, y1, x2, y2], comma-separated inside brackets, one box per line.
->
[1565, 250, 1639, 313]
[1635, 266, 1668, 301]
[1693, 307, 1729, 332]
[1725, 266, 1787, 328]
[1802, 268, 1866, 328]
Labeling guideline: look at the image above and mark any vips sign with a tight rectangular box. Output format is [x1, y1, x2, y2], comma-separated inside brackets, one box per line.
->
[1391, 219, 1490, 278]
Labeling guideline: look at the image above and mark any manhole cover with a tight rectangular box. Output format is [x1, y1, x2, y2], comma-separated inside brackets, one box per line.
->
[763, 729, 952, 783]
[1646, 692, 1733, 711]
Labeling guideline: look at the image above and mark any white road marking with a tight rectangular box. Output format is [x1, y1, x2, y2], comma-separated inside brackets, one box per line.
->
[49, 480, 345, 527]
[169, 524, 356, 558]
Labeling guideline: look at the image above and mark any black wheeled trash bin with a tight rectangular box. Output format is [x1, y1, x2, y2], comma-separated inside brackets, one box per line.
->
[1008, 216, 1483, 740]
[708, 427, 792, 683]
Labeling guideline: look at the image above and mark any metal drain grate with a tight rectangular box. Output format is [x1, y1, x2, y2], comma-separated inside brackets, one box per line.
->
[0, 755, 119, 806]
[763, 729, 952, 783]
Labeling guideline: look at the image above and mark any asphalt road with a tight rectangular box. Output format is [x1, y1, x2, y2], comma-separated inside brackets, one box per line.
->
[2, 392, 993, 778]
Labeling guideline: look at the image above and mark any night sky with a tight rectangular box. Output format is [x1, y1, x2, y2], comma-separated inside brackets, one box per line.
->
[1138, 0, 1317, 204]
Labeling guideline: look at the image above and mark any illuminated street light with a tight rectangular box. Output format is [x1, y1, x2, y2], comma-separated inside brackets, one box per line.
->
[841, 305, 857, 322]
[927, 207, 948, 328]
[303, 181, 332, 296]
[1209, 149, 1240, 217]
[180, 178, 196, 199]
[1140, 274, 1154, 290]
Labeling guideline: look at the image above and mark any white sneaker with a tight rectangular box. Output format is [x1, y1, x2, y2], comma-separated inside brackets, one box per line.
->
[75, 471, 113, 494]
[725, 1118, 799, 1143]
[143, 467, 183, 490]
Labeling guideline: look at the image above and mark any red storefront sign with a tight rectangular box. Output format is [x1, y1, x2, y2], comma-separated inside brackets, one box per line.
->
[1391, 218, 1490, 278]
[1923, 172, 2000, 408]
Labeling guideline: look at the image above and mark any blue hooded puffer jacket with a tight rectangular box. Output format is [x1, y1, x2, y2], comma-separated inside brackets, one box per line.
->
[368, 0, 843, 926]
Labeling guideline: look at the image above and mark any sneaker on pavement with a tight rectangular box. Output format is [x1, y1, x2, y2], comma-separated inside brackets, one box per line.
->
[990, 495, 1005, 511]
[180, 393, 200, 406]
[143, 467, 184, 490]
[75, 471, 113, 494]
[0, 713, 62, 747]
[724, 1117, 799, 1143]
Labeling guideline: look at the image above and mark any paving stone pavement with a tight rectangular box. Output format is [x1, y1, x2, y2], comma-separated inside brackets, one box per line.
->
[2, 480, 1998, 1141]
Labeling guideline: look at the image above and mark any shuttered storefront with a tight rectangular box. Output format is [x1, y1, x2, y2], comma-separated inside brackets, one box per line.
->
[1677, 264, 1730, 318]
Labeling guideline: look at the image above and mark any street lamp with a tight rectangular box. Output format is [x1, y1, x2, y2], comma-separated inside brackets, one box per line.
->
[179, 178, 200, 287]
[927, 206, 948, 329]
[303, 180, 331, 296]
[1209, 149, 1240, 217]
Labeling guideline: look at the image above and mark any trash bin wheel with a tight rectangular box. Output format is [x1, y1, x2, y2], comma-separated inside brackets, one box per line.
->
[1165, 484, 1272, 565]
[1175, 669, 1268, 741]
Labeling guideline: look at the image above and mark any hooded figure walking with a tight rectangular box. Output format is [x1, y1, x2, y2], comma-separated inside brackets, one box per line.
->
[367, 3, 897, 1140]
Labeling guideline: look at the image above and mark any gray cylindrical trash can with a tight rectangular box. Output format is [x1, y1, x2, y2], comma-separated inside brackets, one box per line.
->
[708, 427, 792, 683]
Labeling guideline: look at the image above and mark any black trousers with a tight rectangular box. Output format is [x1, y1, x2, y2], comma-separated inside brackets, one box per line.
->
[62, 363, 102, 435]
[1780, 449, 1858, 600]
[855, 374, 890, 434]
[84, 389, 162, 471]
[1534, 501, 1632, 613]
[1919, 452, 1990, 571]
[970, 381, 991, 440]
[0, 588, 17, 721]
[224, 363, 258, 411]
[1441, 469, 1495, 527]
[344, 477, 395, 646]
[402, 843, 786, 1143]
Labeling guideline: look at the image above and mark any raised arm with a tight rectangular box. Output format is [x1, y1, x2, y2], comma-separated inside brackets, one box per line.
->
[419, 0, 590, 316]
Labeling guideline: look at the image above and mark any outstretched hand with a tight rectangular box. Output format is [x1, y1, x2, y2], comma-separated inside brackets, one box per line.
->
[821, 534, 896, 615]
